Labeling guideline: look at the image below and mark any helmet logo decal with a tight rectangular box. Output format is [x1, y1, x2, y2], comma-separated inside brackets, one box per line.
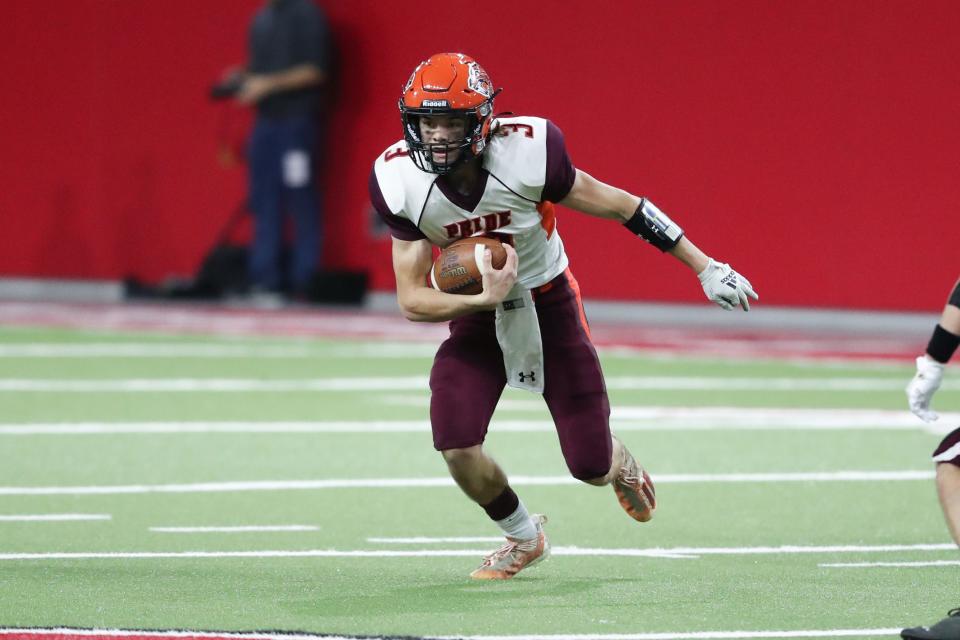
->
[467, 62, 493, 98]
[421, 99, 449, 108]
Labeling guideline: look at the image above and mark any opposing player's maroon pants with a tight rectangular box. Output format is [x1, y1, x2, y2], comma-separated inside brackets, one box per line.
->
[934, 426, 960, 467]
[429, 268, 612, 480]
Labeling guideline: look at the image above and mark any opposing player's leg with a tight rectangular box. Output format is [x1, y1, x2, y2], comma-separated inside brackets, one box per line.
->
[936, 462, 960, 546]
[536, 269, 656, 522]
[431, 310, 548, 579]
[901, 428, 960, 639]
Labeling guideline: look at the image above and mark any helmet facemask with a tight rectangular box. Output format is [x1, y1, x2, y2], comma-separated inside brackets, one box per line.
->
[400, 104, 491, 174]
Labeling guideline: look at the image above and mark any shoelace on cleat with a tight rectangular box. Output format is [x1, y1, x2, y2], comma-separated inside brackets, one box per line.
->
[480, 536, 539, 568]
[618, 464, 642, 486]
[480, 541, 517, 568]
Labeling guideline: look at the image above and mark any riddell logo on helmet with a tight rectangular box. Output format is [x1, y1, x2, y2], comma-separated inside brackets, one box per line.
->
[421, 99, 449, 108]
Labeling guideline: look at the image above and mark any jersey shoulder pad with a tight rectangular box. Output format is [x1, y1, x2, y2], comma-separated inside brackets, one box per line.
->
[485, 116, 549, 201]
[373, 139, 434, 219]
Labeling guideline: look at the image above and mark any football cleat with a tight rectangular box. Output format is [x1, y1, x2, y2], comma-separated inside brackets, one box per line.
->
[902, 608, 960, 639]
[612, 440, 657, 522]
[469, 514, 549, 580]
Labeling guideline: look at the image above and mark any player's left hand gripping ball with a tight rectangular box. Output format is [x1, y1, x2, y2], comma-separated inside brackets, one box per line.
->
[698, 258, 758, 311]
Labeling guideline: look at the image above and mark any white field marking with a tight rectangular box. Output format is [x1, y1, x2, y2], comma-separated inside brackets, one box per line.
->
[0, 628, 910, 640]
[0, 471, 936, 496]
[0, 377, 428, 392]
[0, 630, 384, 640]
[367, 536, 504, 543]
[1, 376, 956, 393]
[603, 377, 960, 391]
[440, 631, 905, 640]
[599, 343, 916, 368]
[0, 543, 953, 562]
[3, 405, 953, 434]
[379, 403, 955, 430]
[0, 343, 315, 358]
[0, 421, 435, 435]
[0, 514, 111, 521]
[149, 525, 318, 533]
[0, 342, 439, 359]
[0, 405, 954, 436]
[820, 560, 960, 568]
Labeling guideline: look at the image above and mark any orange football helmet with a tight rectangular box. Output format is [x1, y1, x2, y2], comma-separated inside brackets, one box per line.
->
[399, 53, 500, 174]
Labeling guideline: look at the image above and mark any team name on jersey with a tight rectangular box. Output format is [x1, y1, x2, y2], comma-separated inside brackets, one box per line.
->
[444, 211, 512, 240]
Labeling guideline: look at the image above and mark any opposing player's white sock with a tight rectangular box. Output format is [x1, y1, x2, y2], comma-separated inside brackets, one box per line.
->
[496, 501, 538, 541]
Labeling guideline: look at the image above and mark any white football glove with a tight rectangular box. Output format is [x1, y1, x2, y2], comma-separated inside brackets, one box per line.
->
[906, 355, 944, 422]
[697, 259, 758, 311]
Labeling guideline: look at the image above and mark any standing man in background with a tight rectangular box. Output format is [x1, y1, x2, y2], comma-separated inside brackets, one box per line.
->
[235, 0, 330, 299]
[902, 277, 960, 640]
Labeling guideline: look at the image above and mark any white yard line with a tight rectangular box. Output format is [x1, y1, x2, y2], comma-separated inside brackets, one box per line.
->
[442, 631, 905, 640]
[1, 406, 948, 434]
[0, 340, 917, 365]
[0, 627, 909, 640]
[820, 560, 960, 568]
[0, 376, 954, 392]
[368, 536, 503, 543]
[0, 342, 439, 359]
[0, 378, 429, 392]
[0, 514, 111, 521]
[149, 525, 318, 533]
[0, 344, 316, 358]
[0, 471, 936, 496]
[0, 542, 953, 562]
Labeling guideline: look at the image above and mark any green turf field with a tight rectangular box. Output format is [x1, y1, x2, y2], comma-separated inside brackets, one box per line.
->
[1, 324, 959, 639]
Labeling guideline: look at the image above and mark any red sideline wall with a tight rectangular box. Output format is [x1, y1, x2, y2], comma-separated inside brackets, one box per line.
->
[2, 0, 958, 311]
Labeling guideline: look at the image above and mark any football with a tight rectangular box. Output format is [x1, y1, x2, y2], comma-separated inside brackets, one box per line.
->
[430, 236, 507, 295]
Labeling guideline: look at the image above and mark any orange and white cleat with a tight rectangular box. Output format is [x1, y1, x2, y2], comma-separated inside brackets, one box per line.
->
[612, 443, 657, 522]
[469, 514, 550, 580]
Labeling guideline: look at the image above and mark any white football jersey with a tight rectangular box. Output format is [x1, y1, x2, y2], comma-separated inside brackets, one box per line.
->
[371, 116, 574, 289]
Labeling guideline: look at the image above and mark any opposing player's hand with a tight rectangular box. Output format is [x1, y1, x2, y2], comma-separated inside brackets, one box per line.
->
[478, 243, 518, 306]
[697, 259, 758, 311]
[906, 355, 944, 422]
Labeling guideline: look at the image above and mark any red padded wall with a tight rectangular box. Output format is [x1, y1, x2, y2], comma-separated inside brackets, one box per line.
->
[2, 0, 958, 309]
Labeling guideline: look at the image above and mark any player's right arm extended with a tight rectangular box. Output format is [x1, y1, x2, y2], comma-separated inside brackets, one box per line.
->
[392, 238, 518, 322]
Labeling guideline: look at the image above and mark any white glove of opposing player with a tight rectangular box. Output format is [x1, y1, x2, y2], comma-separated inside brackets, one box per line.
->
[906, 355, 944, 422]
[697, 259, 758, 311]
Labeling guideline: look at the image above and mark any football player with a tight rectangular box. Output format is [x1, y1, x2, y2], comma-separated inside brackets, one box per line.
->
[369, 53, 758, 579]
[902, 277, 960, 640]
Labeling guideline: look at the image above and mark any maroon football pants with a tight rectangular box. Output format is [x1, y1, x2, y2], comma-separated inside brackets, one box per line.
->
[429, 269, 613, 480]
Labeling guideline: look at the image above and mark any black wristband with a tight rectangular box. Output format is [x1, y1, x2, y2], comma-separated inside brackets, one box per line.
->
[927, 323, 960, 364]
[623, 199, 684, 252]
